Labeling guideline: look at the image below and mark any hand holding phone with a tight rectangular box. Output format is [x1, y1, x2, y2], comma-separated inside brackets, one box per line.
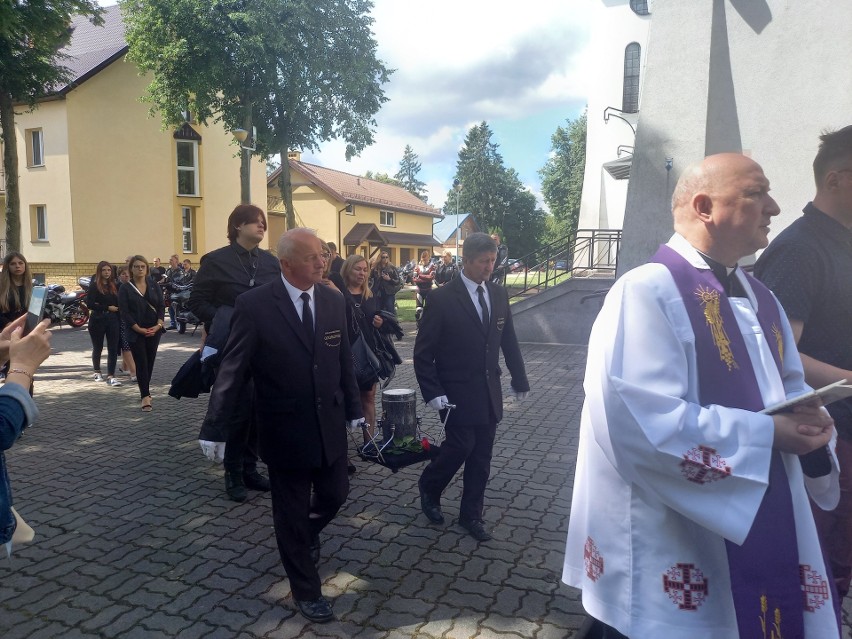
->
[25, 286, 48, 335]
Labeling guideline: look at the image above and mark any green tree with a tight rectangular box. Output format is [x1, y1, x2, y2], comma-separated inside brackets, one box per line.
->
[0, 1, 103, 251]
[363, 170, 402, 187]
[122, 0, 391, 228]
[539, 110, 587, 239]
[394, 144, 427, 201]
[446, 122, 544, 258]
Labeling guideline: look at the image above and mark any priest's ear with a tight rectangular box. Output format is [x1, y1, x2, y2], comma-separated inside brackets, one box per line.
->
[691, 192, 714, 223]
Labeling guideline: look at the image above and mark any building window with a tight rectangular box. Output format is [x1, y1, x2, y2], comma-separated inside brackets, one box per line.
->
[622, 43, 641, 114]
[629, 0, 650, 15]
[181, 206, 195, 253]
[380, 210, 395, 227]
[30, 205, 48, 241]
[176, 141, 199, 196]
[26, 129, 44, 167]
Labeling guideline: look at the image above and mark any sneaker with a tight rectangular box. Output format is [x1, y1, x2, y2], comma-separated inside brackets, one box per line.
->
[129, 376, 137, 383]
[93, 373, 104, 382]
[107, 377, 122, 387]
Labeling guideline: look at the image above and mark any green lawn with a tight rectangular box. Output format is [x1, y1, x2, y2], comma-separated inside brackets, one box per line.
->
[394, 290, 417, 322]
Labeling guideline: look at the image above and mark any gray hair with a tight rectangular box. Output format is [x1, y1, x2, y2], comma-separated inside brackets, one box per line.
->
[277, 228, 318, 259]
[462, 232, 498, 263]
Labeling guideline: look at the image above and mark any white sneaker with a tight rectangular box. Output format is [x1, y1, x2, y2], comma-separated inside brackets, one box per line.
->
[129, 376, 137, 383]
[107, 377, 122, 387]
[93, 373, 104, 382]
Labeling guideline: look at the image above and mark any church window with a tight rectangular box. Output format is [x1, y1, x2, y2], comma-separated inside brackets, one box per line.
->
[622, 43, 641, 114]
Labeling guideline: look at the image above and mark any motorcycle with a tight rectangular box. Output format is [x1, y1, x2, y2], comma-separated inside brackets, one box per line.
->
[398, 260, 416, 284]
[44, 277, 90, 327]
[171, 282, 201, 334]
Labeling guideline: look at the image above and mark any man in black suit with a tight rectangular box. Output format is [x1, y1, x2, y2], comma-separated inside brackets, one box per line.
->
[414, 232, 529, 542]
[201, 228, 363, 623]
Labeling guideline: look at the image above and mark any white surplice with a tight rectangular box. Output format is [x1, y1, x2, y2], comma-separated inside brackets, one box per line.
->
[562, 234, 840, 639]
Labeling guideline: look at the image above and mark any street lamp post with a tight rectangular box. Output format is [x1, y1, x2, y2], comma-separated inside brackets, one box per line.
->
[233, 125, 256, 203]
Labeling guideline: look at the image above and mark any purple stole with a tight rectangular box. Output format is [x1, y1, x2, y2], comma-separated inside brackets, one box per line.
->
[652, 244, 824, 639]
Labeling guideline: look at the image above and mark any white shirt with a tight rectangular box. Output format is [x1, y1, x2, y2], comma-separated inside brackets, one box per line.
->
[460, 270, 490, 320]
[281, 274, 315, 329]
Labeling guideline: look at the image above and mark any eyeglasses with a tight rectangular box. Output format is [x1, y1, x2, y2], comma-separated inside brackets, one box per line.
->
[321, 252, 330, 260]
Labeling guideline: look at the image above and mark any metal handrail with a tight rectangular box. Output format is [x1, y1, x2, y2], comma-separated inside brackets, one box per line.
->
[504, 229, 621, 300]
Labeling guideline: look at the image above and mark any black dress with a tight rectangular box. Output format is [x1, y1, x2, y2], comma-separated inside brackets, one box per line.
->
[344, 291, 380, 391]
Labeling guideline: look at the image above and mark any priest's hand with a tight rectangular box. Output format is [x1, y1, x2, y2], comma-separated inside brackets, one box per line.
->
[772, 405, 834, 455]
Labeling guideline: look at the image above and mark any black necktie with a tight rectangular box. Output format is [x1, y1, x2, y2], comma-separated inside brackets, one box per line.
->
[477, 285, 490, 327]
[300, 292, 314, 344]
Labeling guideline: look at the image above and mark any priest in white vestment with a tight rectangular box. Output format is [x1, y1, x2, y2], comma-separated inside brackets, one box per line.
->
[563, 153, 841, 639]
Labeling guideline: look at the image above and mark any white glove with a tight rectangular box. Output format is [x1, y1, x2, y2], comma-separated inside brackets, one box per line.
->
[427, 395, 450, 411]
[199, 440, 226, 462]
[347, 418, 367, 432]
[510, 390, 529, 401]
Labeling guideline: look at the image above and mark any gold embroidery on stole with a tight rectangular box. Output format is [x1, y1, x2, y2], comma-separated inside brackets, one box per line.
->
[695, 286, 738, 371]
[771, 323, 784, 362]
[759, 595, 784, 639]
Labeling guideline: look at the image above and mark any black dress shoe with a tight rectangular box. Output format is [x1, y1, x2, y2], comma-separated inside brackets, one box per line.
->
[295, 596, 334, 623]
[224, 471, 247, 502]
[243, 469, 271, 491]
[419, 485, 444, 524]
[309, 534, 321, 565]
[459, 518, 492, 541]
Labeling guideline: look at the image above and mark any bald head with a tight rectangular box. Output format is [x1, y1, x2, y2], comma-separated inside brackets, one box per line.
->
[671, 153, 780, 265]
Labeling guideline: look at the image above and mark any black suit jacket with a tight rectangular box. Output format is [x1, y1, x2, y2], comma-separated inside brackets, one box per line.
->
[203, 277, 362, 469]
[413, 275, 529, 426]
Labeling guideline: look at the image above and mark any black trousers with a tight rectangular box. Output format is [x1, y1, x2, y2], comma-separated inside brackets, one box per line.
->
[88, 313, 120, 376]
[419, 418, 497, 522]
[129, 331, 161, 398]
[268, 456, 349, 600]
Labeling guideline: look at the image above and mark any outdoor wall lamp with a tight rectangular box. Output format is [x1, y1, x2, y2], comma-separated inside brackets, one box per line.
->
[338, 204, 354, 214]
[665, 157, 673, 172]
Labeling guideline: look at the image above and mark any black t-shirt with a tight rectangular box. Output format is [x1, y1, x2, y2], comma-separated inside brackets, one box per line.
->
[754, 203, 852, 433]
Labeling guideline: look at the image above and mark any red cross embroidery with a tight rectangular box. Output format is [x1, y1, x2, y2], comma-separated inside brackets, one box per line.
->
[800, 564, 830, 612]
[663, 563, 709, 610]
[584, 537, 604, 582]
[680, 445, 732, 484]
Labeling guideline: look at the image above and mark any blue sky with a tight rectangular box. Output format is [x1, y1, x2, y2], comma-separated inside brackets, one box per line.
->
[99, 0, 595, 210]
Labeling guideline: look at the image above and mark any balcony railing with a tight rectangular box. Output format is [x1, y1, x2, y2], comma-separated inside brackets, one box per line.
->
[500, 229, 621, 299]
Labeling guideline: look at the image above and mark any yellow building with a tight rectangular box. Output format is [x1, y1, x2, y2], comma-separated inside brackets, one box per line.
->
[267, 155, 443, 267]
[0, 5, 266, 286]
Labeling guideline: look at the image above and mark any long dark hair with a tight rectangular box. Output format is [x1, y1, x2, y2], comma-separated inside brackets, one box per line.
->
[227, 204, 267, 242]
[95, 260, 117, 295]
[0, 252, 33, 313]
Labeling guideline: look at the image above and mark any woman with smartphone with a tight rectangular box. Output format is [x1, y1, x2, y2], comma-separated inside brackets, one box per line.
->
[118, 256, 165, 412]
[0, 253, 33, 330]
[87, 261, 122, 387]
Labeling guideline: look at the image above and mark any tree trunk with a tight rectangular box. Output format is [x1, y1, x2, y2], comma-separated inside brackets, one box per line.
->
[0, 91, 21, 253]
[278, 154, 295, 229]
[239, 100, 252, 204]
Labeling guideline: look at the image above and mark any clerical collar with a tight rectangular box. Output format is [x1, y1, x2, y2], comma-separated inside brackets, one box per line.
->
[696, 250, 744, 297]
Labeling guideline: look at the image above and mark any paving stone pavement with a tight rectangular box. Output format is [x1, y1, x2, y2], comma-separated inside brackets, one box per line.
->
[2, 324, 851, 639]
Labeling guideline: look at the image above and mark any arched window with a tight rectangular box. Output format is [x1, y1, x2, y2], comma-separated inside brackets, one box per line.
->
[622, 43, 641, 113]
[630, 0, 650, 16]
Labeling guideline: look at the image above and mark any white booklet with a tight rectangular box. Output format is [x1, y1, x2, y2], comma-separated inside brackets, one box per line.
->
[761, 379, 852, 415]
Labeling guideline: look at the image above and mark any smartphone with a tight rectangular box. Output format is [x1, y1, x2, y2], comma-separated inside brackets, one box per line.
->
[25, 286, 48, 335]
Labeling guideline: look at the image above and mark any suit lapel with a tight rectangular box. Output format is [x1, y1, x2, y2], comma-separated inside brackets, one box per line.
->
[273, 277, 313, 352]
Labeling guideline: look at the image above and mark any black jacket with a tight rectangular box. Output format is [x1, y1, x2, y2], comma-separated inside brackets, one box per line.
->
[414, 275, 528, 426]
[201, 278, 362, 469]
[87, 281, 120, 320]
[187, 242, 281, 325]
[118, 278, 165, 343]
